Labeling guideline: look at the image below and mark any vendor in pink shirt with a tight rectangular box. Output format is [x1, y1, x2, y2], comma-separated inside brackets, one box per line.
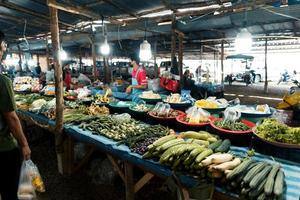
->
[126, 57, 147, 95]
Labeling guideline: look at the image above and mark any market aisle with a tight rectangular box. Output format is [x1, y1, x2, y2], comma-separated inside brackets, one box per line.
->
[29, 130, 174, 200]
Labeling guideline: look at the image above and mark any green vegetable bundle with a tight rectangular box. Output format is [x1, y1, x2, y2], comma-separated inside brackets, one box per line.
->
[215, 120, 250, 131]
[256, 118, 300, 145]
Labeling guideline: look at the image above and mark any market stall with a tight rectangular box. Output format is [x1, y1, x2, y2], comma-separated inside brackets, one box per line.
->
[14, 91, 300, 200]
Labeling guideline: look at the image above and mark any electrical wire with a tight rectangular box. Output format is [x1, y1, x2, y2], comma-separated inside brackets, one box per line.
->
[23, 19, 30, 50]
[118, 24, 123, 49]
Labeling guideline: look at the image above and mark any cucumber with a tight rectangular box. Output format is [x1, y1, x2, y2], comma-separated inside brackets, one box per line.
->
[157, 138, 185, 152]
[183, 147, 206, 166]
[207, 137, 218, 143]
[152, 135, 177, 147]
[190, 139, 210, 147]
[241, 187, 251, 195]
[274, 169, 285, 197]
[257, 192, 266, 200]
[195, 149, 213, 163]
[243, 162, 268, 184]
[249, 165, 272, 189]
[172, 152, 189, 169]
[159, 144, 185, 163]
[264, 164, 280, 195]
[142, 151, 153, 159]
[175, 143, 201, 156]
[208, 140, 222, 151]
[249, 179, 267, 197]
[215, 139, 231, 153]
[182, 131, 209, 140]
[226, 159, 253, 180]
[171, 158, 181, 169]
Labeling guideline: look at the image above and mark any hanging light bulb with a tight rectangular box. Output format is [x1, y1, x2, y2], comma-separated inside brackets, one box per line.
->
[235, 28, 252, 53]
[139, 40, 152, 62]
[100, 36, 110, 56]
[59, 49, 68, 60]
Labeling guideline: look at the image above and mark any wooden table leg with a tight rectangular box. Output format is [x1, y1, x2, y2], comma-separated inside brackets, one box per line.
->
[181, 188, 190, 200]
[125, 162, 134, 200]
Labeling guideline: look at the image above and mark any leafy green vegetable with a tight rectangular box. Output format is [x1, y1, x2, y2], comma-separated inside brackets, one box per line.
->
[214, 120, 250, 131]
[256, 118, 300, 144]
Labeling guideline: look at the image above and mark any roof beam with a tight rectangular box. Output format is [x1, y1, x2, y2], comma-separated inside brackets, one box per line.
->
[46, 0, 123, 25]
[161, 0, 177, 12]
[85, 0, 105, 7]
[0, 1, 73, 28]
[47, 0, 101, 19]
[102, 0, 139, 18]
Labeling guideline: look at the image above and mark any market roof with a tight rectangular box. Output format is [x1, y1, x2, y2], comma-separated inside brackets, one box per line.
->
[1, 0, 300, 53]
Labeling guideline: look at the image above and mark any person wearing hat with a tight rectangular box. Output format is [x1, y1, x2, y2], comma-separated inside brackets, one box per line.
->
[125, 56, 147, 95]
[0, 31, 31, 200]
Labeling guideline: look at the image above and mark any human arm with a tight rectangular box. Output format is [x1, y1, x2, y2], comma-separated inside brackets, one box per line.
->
[0, 76, 31, 160]
[3, 111, 31, 160]
[126, 70, 148, 93]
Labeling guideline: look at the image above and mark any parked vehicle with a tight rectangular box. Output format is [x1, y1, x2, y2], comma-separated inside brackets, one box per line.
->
[277, 70, 290, 85]
[290, 79, 300, 94]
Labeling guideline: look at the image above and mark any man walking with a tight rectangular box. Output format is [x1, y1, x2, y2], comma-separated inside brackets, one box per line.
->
[0, 31, 31, 200]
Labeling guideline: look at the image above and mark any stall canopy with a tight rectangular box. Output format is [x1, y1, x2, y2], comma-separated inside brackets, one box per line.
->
[1, 0, 300, 54]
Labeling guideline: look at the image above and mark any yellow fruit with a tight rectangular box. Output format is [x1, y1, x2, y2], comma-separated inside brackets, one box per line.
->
[195, 100, 218, 108]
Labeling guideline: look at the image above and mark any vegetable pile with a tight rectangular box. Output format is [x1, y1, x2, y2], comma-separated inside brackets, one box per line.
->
[143, 131, 231, 174]
[225, 159, 285, 200]
[120, 125, 171, 155]
[77, 115, 143, 140]
[256, 118, 300, 145]
[130, 104, 152, 112]
[149, 109, 181, 118]
[214, 120, 250, 131]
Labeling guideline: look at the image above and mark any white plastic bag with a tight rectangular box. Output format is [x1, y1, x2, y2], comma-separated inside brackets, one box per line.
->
[18, 160, 45, 200]
[17, 161, 36, 200]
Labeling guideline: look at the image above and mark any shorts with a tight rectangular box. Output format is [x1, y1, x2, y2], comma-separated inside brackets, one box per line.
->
[0, 148, 21, 200]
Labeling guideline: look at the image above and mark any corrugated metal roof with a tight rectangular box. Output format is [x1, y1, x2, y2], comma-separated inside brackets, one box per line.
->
[1, 0, 300, 51]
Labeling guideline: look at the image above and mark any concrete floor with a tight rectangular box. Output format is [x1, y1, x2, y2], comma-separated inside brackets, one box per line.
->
[223, 81, 291, 107]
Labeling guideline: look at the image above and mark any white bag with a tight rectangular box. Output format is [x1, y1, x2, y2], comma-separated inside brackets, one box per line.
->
[147, 78, 161, 92]
[17, 161, 36, 200]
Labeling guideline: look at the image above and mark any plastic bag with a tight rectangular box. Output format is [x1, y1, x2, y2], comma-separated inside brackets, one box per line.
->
[186, 106, 210, 123]
[18, 160, 45, 199]
[148, 78, 161, 92]
[223, 107, 241, 122]
[18, 161, 36, 200]
[112, 113, 131, 123]
[88, 158, 117, 185]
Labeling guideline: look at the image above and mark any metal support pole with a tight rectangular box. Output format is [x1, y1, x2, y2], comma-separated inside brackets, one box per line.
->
[79, 46, 82, 73]
[46, 40, 50, 70]
[178, 35, 183, 89]
[17, 44, 22, 73]
[154, 40, 158, 78]
[91, 39, 97, 80]
[171, 15, 176, 71]
[221, 40, 224, 84]
[264, 38, 268, 93]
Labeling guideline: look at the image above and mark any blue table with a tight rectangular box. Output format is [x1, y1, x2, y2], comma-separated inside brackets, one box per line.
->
[17, 110, 300, 200]
[64, 125, 300, 200]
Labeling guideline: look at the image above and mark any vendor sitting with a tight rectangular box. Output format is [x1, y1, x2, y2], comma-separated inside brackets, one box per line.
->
[125, 57, 147, 95]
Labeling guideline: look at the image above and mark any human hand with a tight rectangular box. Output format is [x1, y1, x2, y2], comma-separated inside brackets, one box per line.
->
[21, 145, 31, 160]
[125, 86, 132, 94]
